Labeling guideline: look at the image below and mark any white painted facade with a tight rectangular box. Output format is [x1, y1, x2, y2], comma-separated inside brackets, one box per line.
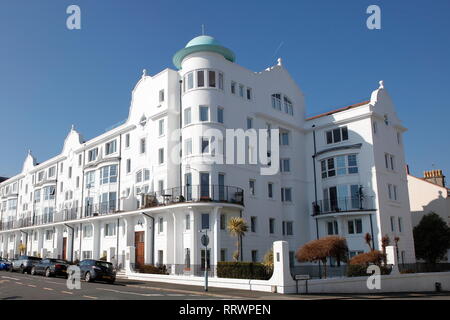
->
[0, 35, 416, 274]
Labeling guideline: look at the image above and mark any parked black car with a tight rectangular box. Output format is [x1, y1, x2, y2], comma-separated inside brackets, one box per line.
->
[10, 256, 42, 274]
[78, 259, 116, 284]
[31, 258, 69, 278]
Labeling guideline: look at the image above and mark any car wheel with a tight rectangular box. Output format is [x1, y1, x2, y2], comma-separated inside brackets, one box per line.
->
[45, 268, 51, 277]
[31, 267, 36, 276]
[9, 266, 14, 272]
[85, 271, 93, 282]
[20, 265, 26, 274]
[107, 279, 115, 285]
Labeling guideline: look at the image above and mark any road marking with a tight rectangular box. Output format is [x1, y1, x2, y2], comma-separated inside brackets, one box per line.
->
[61, 291, 73, 295]
[83, 295, 98, 299]
[15, 282, 23, 285]
[28, 284, 37, 288]
[43, 287, 54, 291]
[96, 287, 163, 297]
[1, 276, 19, 281]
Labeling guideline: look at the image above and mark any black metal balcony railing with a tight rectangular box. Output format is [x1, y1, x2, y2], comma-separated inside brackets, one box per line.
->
[0, 185, 244, 231]
[312, 196, 376, 215]
[140, 185, 244, 209]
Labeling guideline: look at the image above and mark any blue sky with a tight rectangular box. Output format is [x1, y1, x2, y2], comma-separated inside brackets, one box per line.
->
[0, 0, 449, 178]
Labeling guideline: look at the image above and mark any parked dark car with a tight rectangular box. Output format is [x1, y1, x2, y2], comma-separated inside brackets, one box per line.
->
[0, 258, 12, 271]
[31, 258, 69, 278]
[78, 259, 116, 284]
[10, 256, 42, 274]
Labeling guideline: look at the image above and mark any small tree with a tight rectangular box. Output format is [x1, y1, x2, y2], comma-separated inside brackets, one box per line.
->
[296, 236, 348, 278]
[414, 213, 450, 264]
[364, 233, 373, 251]
[262, 249, 274, 274]
[349, 250, 385, 266]
[227, 217, 248, 262]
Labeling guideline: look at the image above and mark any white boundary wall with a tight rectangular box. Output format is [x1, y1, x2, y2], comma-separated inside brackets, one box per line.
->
[124, 241, 450, 295]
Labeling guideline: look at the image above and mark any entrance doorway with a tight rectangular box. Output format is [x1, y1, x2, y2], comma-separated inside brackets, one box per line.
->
[62, 237, 67, 260]
[134, 231, 145, 269]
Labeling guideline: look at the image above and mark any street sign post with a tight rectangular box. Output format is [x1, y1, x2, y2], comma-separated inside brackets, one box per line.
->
[200, 229, 209, 292]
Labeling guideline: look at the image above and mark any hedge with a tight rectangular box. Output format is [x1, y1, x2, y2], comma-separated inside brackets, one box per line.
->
[217, 262, 272, 280]
[138, 264, 169, 275]
[347, 264, 391, 277]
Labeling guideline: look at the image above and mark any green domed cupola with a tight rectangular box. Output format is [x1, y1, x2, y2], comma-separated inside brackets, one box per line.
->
[173, 35, 235, 69]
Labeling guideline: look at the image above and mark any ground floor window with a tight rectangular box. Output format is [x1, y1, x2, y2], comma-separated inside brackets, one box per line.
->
[184, 248, 191, 269]
[220, 249, 227, 262]
[82, 251, 92, 259]
[158, 250, 164, 266]
[251, 250, 258, 263]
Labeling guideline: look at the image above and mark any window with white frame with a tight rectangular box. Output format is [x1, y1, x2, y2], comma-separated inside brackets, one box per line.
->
[398, 217, 403, 232]
[158, 119, 165, 136]
[327, 220, 339, 235]
[217, 107, 224, 124]
[279, 130, 290, 146]
[159, 217, 164, 233]
[201, 137, 209, 154]
[268, 182, 273, 199]
[321, 154, 358, 178]
[100, 165, 117, 184]
[159, 89, 164, 103]
[280, 159, 291, 172]
[249, 179, 255, 196]
[105, 140, 117, 155]
[347, 219, 363, 234]
[385, 153, 395, 171]
[140, 138, 146, 154]
[390, 216, 395, 232]
[105, 223, 116, 236]
[43, 186, 55, 200]
[88, 148, 98, 162]
[48, 166, 56, 178]
[239, 84, 244, 97]
[45, 230, 53, 241]
[281, 187, 292, 202]
[199, 106, 209, 122]
[326, 126, 348, 144]
[83, 225, 93, 238]
[246, 88, 252, 100]
[184, 139, 192, 156]
[125, 133, 130, 148]
[85, 171, 95, 188]
[251, 216, 257, 232]
[231, 81, 236, 94]
[158, 148, 164, 164]
[388, 184, 398, 201]
[184, 107, 192, 125]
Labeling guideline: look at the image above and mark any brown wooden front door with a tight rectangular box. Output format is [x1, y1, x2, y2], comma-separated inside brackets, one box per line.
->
[134, 231, 145, 268]
[62, 237, 67, 260]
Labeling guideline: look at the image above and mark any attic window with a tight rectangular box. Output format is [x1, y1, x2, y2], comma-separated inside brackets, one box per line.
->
[384, 114, 389, 125]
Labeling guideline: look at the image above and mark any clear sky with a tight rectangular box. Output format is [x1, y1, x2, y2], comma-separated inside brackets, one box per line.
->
[0, 0, 449, 179]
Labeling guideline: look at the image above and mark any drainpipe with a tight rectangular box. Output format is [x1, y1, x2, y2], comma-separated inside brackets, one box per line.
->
[117, 134, 122, 211]
[369, 214, 376, 250]
[79, 223, 82, 261]
[179, 79, 183, 190]
[141, 212, 155, 265]
[312, 124, 322, 278]
[64, 223, 74, 263]
[239, 210, 243, 262]
[116, 218, 119, 267]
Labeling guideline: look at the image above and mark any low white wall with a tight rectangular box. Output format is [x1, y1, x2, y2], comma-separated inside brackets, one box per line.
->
[126, 272, 274, 293]
[294, 272, 450, 294]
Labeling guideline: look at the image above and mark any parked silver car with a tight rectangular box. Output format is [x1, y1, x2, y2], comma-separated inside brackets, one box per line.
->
[10, 256, 42, 274]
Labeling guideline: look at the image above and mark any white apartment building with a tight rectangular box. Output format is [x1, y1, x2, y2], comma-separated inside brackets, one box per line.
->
[0, 35, 416, 274]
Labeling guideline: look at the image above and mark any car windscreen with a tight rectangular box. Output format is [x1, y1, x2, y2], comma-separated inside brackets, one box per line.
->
[95, 261, 112, 268]
[51, 260, 68, 264]
[28, 257, 42, 261]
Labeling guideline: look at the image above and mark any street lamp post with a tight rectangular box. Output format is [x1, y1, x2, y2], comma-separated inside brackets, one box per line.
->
[200, 229, 209, 292]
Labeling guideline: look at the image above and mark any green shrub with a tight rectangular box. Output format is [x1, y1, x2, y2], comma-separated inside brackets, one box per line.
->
[347, 264, 391, 277]
[217, 262, 272, 280]
[139, 264, 168, 275]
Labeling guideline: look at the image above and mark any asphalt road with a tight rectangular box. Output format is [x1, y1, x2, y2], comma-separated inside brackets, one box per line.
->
[2, 271, 450, 300]
[0, 271, 221, 300]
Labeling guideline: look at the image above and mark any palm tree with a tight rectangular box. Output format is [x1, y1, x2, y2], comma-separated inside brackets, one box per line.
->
[227, 217, 248, 262]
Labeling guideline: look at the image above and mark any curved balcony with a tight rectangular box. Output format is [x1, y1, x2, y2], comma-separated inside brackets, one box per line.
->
[312, 196, 376, 216]
[139, 185, 244, 208]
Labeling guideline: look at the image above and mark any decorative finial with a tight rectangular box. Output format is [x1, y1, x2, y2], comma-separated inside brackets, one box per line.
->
[27, 149, 32, 155]
[201, 24, 205, 35]
[142, 69, 147, 78]
[71, 124, 75, 131]
[277, 57, 283, 66]
[379, 80, 384, 89]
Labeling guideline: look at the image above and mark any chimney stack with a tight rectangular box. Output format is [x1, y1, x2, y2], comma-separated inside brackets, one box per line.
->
[423, 169, 446, 187]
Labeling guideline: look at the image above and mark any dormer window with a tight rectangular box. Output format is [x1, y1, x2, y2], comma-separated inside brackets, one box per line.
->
[326, 127, 348, 144]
